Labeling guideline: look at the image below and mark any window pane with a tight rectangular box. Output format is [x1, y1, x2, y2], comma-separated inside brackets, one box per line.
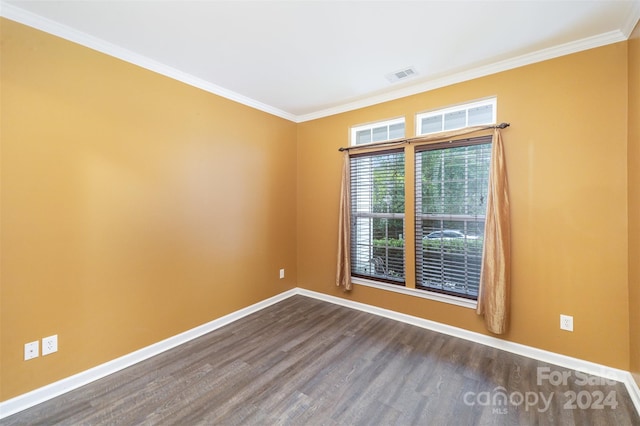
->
[415, 138, 491, 299]
[356, 129, 371, 145]
[389, 122, 405, 139]
[419, 144, 490, 216]
[372, 126, 388, 142]
[443, 110, 466, 130]
[419, 219, 484, 297]
[351, 151, 405, 283]
[468, 104, 493, 126]
[372, 218, 405, 280]
[421, 115, 442, 134]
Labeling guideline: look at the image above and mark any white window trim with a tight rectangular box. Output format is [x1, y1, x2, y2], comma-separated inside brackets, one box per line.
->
[351, 276, 478, 309]
[350, 117, 405, 146]
[416, 97, 497, 136]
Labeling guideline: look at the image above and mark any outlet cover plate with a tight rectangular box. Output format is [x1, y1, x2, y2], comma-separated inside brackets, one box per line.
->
[42, 335, 58, 356]
[279, 269, 285, 279]
[25, 341, 39, 360]
[560, 314, 574, 331]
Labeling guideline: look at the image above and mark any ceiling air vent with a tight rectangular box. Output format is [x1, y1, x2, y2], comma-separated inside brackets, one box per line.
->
[385, 66, 418, 83]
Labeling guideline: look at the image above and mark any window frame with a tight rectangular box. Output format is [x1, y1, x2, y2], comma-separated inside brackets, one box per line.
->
[347, 101, 495, 308]
[416, 98, 496, 136]
[350, 117, 406, 146]
[350, 148, 406, 285]
[351, 275, 477, 309]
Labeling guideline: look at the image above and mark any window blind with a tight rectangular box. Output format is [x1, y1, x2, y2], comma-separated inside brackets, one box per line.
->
[415, 136, 491, 299]
[350, 149, 405, 284]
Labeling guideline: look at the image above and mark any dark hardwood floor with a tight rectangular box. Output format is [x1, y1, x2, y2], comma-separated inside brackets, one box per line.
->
[3, 295, 639, 425]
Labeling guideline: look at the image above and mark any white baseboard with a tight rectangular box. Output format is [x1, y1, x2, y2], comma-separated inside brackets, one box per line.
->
[0, 289, 297, 419]
[2, 286, 639, 418]
[629, 377, 640, 416]
[296, 288, 640, 416]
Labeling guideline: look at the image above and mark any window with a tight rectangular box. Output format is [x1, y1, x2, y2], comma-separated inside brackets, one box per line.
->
[415, 137, 491, 299]
[350, 150, 405, 284]
[346, 102, 494, 304]
[416, 98, 496, 136]
[351, 117, 405, 146]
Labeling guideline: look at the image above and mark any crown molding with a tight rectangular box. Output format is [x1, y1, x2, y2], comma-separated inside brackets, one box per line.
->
[1, 1, 635, 124]
[621, 1, 640, 38]
[0, 2, 297, 122]
[295, 29, 627, 122]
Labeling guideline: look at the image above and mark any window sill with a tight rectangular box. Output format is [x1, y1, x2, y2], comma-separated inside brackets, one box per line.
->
[351, 277, 478, 309]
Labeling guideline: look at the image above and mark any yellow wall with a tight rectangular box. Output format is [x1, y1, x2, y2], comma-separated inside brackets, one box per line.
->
[298, 42, 631, 369]
[0, 19, 298, 400]
[629, 21, 640, 379]
[2, 15, 638, 404]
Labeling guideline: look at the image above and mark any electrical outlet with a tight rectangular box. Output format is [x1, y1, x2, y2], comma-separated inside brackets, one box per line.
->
[560, 314, 573, 332]
[279, 269, 285, 279]
[42, 335, 58, 356]
[25, 341, 39, 360]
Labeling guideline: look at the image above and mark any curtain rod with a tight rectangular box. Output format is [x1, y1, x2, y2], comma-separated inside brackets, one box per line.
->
[338, 122, 510, 152]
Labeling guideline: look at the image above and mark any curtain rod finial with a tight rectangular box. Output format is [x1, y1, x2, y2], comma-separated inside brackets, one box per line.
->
[497, 122, 510, 129]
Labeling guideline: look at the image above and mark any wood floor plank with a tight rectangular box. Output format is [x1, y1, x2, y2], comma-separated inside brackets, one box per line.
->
[3, 295, 639, 425]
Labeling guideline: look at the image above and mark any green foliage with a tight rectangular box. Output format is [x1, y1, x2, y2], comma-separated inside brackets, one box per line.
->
[420, 144, 491, 216]
[372, 237, 484, 253]
[373, 238, 404, 248]
[422, 237, 484, 254]
[372, 155, 405, 214]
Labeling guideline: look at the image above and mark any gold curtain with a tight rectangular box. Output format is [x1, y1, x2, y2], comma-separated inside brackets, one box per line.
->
[336, 151, 352, 290]
[476, 128, 511, 334]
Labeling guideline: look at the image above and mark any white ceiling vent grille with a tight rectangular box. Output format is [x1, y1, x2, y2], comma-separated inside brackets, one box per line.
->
[386, 66, 418, 83]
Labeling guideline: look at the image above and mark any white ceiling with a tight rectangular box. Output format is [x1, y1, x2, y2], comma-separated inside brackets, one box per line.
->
[2, 1, 640, 122]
